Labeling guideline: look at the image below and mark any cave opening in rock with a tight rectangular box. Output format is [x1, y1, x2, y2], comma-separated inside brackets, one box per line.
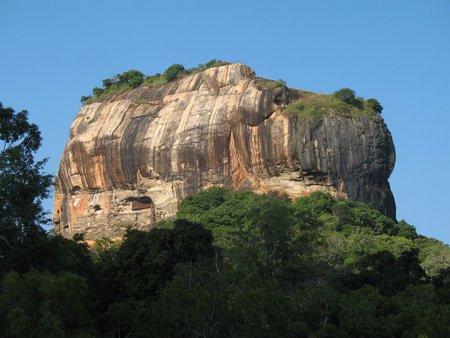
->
[127, 196, 154, 211]
[71, 185, 81, 194]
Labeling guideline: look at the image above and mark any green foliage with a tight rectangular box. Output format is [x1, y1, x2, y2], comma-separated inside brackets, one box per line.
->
[177, 187, 228, 221]
[292, 191, 335, 228]
[82, 69, 144, 104]
[81, 60, 231, 104]
[333, 87, 358, 105]
[0, 103, 53, 275]
[235, 194, 296, 278]
[416, 237, 450, 276]
[90, 237, 121, 263]
[204, 59, 229, 69]
[7, 233, 93, 277]
[396, 219, 418, 239]
[2, 164, 450, 337]
[80, 95, 91, 104]
[142, 73, 167, 88]
[351, 203, 398, 235]
[338, 286, 398, 337]
[285, 88, 384, 119]
[92, 86, 104, 97]
[94, 219, 215, 302]
[16, 101, 450, 335]
[187, 59, 230, 74]
[367, 98, 383, 113]
[92, 190, 450, 335]
[117, 69, 144, 88]
[285, 92, 368, 119]
[345, 249, 427, 296]
[256, 79, 287, 91]
[177, 188, 259, 248]
[102, 78, 113, 88]
[0, 270, 93, 337]
[163, 63, 185, 82]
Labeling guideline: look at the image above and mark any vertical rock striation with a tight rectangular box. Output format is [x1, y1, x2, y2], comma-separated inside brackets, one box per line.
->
[54, 63, 396, 239]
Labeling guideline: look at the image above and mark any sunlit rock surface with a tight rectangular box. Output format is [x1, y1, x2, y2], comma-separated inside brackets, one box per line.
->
[54, 63, 395, 239]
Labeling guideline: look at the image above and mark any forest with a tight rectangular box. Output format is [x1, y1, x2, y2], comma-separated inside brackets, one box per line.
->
[2, 102, 450, 337]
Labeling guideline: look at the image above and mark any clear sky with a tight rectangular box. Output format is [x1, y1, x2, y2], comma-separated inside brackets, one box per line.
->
[1, 0, 449, 243]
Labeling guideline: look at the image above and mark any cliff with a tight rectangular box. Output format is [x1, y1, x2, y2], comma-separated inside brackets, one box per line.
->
[54, 63, 396, 239]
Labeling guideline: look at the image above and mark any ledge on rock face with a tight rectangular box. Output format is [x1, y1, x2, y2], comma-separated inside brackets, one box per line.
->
[54, 62, 396, 240]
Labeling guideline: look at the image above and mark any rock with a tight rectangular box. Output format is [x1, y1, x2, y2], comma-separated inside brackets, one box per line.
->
[54, 63, 396, 239]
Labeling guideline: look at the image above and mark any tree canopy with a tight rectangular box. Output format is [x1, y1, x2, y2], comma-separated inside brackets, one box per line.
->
[1, 186, 450, 336]
[0, 103, 52, 274]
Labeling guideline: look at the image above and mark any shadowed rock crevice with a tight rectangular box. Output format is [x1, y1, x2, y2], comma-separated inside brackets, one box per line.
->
[54, 63, 396, 239]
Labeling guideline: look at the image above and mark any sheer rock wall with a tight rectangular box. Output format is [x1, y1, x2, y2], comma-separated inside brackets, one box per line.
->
[54, 63, 395, 239]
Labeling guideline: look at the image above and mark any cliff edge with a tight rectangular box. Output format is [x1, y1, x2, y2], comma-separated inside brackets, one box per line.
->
[54, 63, 395, 239]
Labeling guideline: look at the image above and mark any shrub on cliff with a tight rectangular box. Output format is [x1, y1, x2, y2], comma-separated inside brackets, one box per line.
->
[163, 64, 186, 82]
[81, 69, 144, 104]
[117, 69, 144, 88]
[366, 98, 383, 113]
[205, 59, 228, 68]
[286, 88, 384, 119]
[142, 73, 167, 88]
[333, 88, 384, 114]
[285, 93, 367, 118]
[92, 86, 104, 97]
[333, 88, 358, 105]
[190, 59, 229, 73]
[80, 60, 233, 104]
[256, 79, 287, 91]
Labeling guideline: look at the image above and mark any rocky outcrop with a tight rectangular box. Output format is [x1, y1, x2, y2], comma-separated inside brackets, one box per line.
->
[54, 63, 396, 239]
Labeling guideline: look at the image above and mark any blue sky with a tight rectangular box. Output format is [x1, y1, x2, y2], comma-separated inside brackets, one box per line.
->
[1, 0, 449, 243]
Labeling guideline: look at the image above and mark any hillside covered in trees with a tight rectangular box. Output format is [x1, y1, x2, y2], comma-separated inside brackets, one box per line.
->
[2, 185, 450, 336]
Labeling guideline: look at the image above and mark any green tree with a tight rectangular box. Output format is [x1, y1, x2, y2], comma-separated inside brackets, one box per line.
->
[0, 103, 52, 274]
[333, 88, 358, 105]
[351, 203, 397, 235]
[396, 219, 418, 239]
[434, 267, 450, 305]
[164, 64, 185, 82]
[177, 187, 228, 222]
[102, 78, 113, 89]
[366, 98, 383, 114]
[117, 69, 144, 88]
[92, 86, 104, 97]
[95, 219, 215, 303]
[292, 191, 335, 229]
[237, 194, 295, 278]
[0, 270, 93, 337]
[392, 284, 439, 337]
[80, 95, 91, 104]
[177, 188, 259, 248]
[338, 286, 397, 337]
[346, 249, 426, 296]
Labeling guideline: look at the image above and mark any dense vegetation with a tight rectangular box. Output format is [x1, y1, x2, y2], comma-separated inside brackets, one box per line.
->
[81, 59, 229, 104]
[2, 102, 450, 337]
[3, 188, 450, 335]
[285, 88, 383, 119]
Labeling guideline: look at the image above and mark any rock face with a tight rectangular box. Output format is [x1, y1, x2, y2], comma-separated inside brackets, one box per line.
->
[54, 63, 396, 239]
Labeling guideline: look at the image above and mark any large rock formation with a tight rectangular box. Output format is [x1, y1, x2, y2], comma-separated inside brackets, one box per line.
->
[54, 63, 396, 239]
